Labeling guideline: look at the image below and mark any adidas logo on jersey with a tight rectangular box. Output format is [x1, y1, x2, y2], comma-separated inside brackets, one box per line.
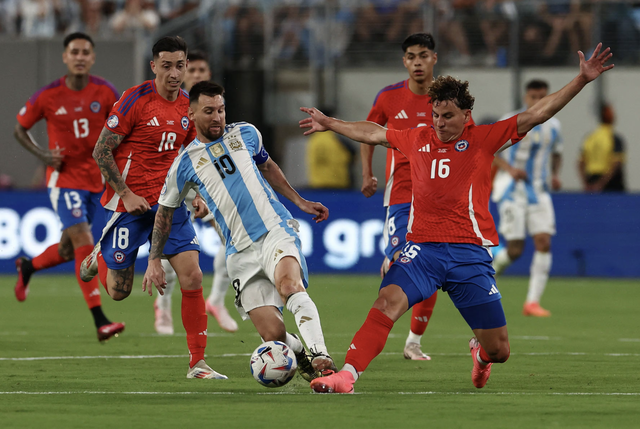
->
[54, 106, 68, 115]
[146, 117, 160, 126]
[196, 157, 209, 169]
[418, 144, 430, 153]
[488, 284, 500, 295]
[394, 110, 409, 119]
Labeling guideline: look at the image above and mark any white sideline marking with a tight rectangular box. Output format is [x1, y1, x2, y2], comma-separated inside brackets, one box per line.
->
[619, 338, 640, 342]
[2, 351, 640, 362]
[0, 391, 639, 397]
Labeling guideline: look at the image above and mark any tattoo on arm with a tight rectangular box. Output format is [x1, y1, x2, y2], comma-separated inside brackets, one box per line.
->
[149, 206, 176, 260]
[112, 265, 135, 298]
[93, 127, 127, 195]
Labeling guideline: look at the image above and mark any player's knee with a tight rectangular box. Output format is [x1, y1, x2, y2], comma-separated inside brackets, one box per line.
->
[109, 288, 131, 301]
[178, 268, 203, 290]
[57, 243, 74, 261]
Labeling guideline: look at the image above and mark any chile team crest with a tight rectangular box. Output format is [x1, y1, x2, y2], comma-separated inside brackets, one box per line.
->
[181, 116, 189, 130]
[455, 140, 469, 152]
[90, 101, 101, 113]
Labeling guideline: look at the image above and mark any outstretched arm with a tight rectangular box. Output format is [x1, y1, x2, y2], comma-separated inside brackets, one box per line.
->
[299, 107, 390, 147]
[14, 123, 65, 170]
[142, 205, 176, 296]
[258, 158, 329, 223]
[517, 43, 614, 135]
[93, 127, 150, 215]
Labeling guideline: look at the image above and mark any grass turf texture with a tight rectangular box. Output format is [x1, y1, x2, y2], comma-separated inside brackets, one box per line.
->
[1, 274, 639, 428]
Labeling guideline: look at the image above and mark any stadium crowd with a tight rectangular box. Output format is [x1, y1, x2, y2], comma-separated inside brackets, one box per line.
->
[2, 1, 639, 67]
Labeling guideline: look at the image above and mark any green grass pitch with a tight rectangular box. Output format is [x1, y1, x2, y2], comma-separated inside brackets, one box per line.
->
[1, 273, 639, 428]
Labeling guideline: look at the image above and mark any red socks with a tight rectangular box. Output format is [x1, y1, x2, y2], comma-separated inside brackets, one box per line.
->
[181, 288, 208, 367]
[97, 251, 108, 294]
[74, 245, 102, 309]
[345, 308, 395, 373]
[410, 291, 437, 336]
[31, 243, 67, 270]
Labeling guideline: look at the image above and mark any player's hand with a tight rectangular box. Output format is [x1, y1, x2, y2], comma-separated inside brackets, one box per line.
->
[509, 167, 528, 181]
[122, 191, 151, 216]
[43, 147, 65, 170]
[192, 195, 209, 219]
[361, 175, 378, 198]
[298, 200, 329, 223]
[578, 43, 614, 84]
[551, 175, 562, 191]
[142, 259, 167, 296]
[299, 107, 329, 136]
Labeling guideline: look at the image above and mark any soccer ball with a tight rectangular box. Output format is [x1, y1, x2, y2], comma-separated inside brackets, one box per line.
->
[250, 341, 297, 388]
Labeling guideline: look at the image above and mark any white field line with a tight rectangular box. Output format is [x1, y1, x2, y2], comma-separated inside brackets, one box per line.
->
[2, 351, 640, 362]
[0, 391, 639, 396]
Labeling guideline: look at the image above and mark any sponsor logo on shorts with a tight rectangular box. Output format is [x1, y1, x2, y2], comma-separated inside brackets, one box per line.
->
[72, 208, 82, 218]
[90, 101, 101, 113]
[455, 140, 469, 152]
[399, 257, 411, 264]
[160, 182, 167, 195]
[114, 251, 126, 263]
[274, 248, 284, 261]
[107, 115, 119, 129]
[181, 116, 189, 130]
[488, 284, 500, 295]
[391, 236, 399, 247]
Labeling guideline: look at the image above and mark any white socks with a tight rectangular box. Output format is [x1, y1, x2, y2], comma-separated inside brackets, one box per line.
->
[207, 246, 230, 307]
[155, 259, 177, 310]
[527, 251, 552, 303]
[492, 248, 512, 276]
[342, 363, 360, 381]
[285, 332, 304, 354]
[406, 331, 422, 346]
[286, 291, 328, 355]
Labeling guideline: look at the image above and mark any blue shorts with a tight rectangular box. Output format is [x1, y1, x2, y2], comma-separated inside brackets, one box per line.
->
[100, 203, 200, 270]
[381, 242, 504, 328]
[48, 188, 102, 231]
[383, 203, 410, 260]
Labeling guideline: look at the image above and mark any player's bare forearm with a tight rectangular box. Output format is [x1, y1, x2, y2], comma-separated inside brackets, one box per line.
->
[93, 127, 128, 195]
[327, 118, 390, 147]
[552, 153, 562, 176]
[258, 158, 304, 207]
[361, 143, 376, 174]
[518, 44, 613, 135]
[492, 156, 511, 172]
[149, 205, 175, 261]
[14, 123, 63, 167]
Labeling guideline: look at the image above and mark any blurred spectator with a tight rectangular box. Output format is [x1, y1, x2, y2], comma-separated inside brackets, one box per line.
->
[82, 0, 112, 37]
[0, 173, 14, 190]
[1, 0, 19, 35]
[109, 0, 159, 36]
[271, 5, 310, 62]
[306, 109, 356, 189]
[157, 0, 198, 24]
[19, 0, 58, 37]
[578, 103, 626, 193]
[233, 2, 264, 67]
[352, 0, 423, 48]
[539, 0, 592, 63]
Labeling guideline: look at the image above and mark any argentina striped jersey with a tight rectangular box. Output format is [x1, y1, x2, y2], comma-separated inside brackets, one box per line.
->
[159, 122, 293, 255]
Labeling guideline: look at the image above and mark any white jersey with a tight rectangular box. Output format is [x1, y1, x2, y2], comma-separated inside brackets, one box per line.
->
[159, 122, 294, 256]
[491, 110, 563, 204]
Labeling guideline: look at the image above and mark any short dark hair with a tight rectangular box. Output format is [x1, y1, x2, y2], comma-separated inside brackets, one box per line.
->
[64, 32, 94, 48]
[189, 81, 225, 105]
[428, 76, 475, 110]
[188, 50, 209, 63]
[402, 33, 435, 52]
[525, 79, 549, 91]
[152, 36, 188, 59]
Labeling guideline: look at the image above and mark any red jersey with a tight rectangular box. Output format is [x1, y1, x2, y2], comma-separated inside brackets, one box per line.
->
[367, 80, 433, 206]
[386, 115, 524, 246]
[17, 76, 119, 193]
[101, 80, 196, 211]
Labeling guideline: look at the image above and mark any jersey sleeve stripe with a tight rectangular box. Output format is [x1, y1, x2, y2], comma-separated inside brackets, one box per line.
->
[372, 81, 405, 107]
[118, 85, 152, 116]
[28, 78, 63, 105]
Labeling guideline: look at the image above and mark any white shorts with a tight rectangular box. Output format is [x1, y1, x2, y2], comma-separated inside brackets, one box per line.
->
[226, 220, 308, 320]
[498, 192, 556, 241]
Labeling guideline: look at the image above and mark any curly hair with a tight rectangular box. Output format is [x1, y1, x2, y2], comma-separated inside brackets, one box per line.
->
[427, 76, 475, 111]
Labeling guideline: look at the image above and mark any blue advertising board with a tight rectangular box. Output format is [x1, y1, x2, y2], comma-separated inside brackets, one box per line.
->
[0, 190, 639, 277]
